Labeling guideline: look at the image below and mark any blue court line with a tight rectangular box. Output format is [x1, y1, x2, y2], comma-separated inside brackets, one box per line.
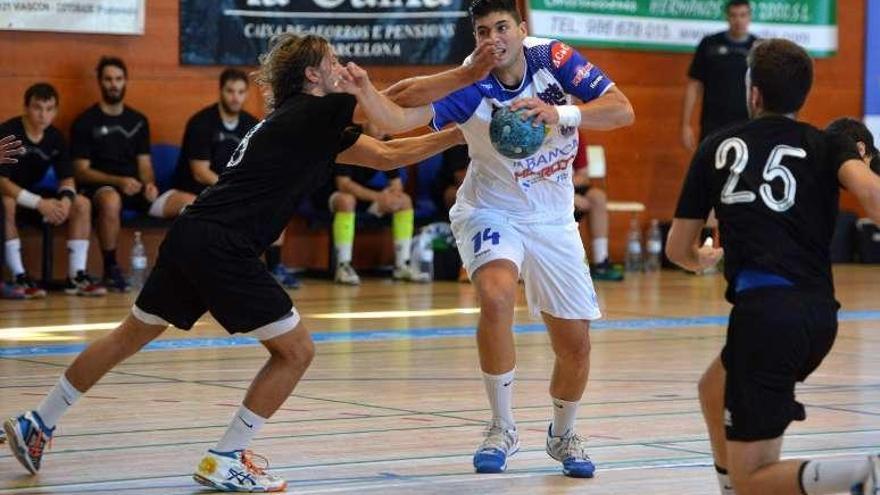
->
[1, 310, 879, 359]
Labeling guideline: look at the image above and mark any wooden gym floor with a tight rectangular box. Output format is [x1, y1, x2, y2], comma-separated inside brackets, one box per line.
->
[0, 266, 878, 494]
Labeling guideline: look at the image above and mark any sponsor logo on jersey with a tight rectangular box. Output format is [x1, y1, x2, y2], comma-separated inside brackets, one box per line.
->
[590, 75, 604, 89]
[571, 63, 594, 87]
[551, 42, 573, 68]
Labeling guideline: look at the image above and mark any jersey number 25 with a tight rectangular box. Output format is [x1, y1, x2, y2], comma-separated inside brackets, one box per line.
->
[715, 137, 803, 213]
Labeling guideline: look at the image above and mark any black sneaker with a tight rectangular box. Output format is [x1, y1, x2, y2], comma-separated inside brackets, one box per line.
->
[65, 271, 107, 297]
[13, 273, 47, 299]
[590, 259, 624, 282]
[102, 265, 130, 293]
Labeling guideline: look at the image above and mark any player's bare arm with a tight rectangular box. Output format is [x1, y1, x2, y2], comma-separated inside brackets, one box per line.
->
[382, 39, 503, 107]
[336, 126, 464, 171]
[340, 62, 433, 134]
[666, 219, 724, 272]
[510, 86, 635, 130]
[839, 158, 880, 223]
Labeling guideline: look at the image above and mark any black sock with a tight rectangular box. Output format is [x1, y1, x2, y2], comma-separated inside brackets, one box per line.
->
[265, 245, 281, 270]
[103, 249, 117, 274]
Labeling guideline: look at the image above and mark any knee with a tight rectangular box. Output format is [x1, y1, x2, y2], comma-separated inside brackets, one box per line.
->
[556, 338, 591, 365]
[96, 190, 121, 215]
[332, 193, 356, 212]
[587, 188, 607, 207]
[275, 333, 316, 368]
[697, 370, 722, 406]
[399, 193, 413, 210]
[72, 195, 91, 217]
[477, 284, 517, 315]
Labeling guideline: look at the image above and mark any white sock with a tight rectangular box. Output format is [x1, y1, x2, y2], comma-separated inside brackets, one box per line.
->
[801, 458, 872, 495]
[592, 238, 608, 264]
[36, 374, 82, 429]
[215, 405, 267, 453]
[5, 239, 25, 276]
[551, 397, 579, 437]
[715, 465, 735, 495]
[483, 369, 516, 429]
[335, 244, 353, 265]
[394, 239, 411, 269]
[67, 240, 89, 278]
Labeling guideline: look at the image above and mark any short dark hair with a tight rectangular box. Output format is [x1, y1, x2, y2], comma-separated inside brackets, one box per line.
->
[24, 83, 58, 107]
[826, 118, 878, 158]
[96, 56, 127, 79]
[747, 39, 813, 114]
[469, 0, 521, 25]
[219, 68, 249, 89]
[726, 0, 750, 11]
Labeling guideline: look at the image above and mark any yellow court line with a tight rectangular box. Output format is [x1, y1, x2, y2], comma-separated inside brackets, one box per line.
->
[0, 307, 508, 341]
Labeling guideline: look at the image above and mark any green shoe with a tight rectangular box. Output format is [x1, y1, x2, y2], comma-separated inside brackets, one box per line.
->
[591, 259, 624, 281]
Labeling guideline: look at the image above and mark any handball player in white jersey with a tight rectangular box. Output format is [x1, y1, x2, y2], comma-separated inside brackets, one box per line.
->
[379, 0, 635, 477]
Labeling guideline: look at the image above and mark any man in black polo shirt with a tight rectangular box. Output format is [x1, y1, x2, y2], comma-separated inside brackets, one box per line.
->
[681, 0, 757, 151]
[174, 68, 298, 288]
[0, 84, 105, 298]
[72, 56, 192, 292]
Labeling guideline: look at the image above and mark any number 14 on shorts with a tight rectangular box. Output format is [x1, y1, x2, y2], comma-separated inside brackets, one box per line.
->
[472, 228, 501, 253]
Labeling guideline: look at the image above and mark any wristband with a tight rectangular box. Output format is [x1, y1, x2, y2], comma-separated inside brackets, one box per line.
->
[556, 105, 582, 127]
[58, 187, 76, 202]
[16, 190, 41, 209]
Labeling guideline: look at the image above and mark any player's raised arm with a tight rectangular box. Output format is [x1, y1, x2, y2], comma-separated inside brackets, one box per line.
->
[382, 39, 502, 107]
[336, 127, 465, 171]
[339, 62, 433, 135]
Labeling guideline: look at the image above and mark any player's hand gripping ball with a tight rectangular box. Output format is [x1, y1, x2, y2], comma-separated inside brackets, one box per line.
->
[489, 106, 548, 159]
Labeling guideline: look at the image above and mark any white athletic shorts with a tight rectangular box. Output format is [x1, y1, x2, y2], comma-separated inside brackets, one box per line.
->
[450, 207, 601, 321]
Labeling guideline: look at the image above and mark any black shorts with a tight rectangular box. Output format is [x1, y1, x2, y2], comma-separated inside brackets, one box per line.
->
[134, 218, 294, 335]
[11, 189, 58, 227]
[573, 184, 592, 222]
[722, 288, 839, 441]
[81, 185, 152, 214]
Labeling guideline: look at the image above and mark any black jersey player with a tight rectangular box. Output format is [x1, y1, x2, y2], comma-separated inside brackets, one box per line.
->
[668, 39, 880, 495]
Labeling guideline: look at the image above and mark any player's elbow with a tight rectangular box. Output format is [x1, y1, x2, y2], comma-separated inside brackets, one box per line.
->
[618, 100, 635, 127]
[861, 186, 880, 225]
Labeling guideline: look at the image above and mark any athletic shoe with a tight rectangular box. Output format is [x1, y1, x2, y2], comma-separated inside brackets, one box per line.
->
[334, 262, 360, 285]
[193, 449, 287, 492]
[64, 271, 107, 297]
[546, 424, 596, 478]
[852, 455, 879, 495]
[392, 265, 430, 283]
[13, 273, 46, 299]
[270, 264, 301, 289]
[473, 420, 519, 473]
[0, 428, 6, 444]
[590, 259, 624, 282]
[101, 265, 130, 293]
[1, 283, 25, 299]
[4, 411, 54, 474]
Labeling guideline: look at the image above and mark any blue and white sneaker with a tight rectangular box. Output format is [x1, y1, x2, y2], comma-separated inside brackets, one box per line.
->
[4, 411, 54, 474]
[473, 420, 519, 473]
[852, 455, 879, 495]
[0, 428, 5, 443]
[270, 264, 301, 290]
[546, 424, 596, 478]
[193, 449, 287, 492]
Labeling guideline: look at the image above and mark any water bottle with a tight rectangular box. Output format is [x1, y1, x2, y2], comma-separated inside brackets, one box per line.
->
[625, 218, 643, 272]
[645, 219, 662, 272]
[419, 242, 434, 282]
[130, 231, 147, 290]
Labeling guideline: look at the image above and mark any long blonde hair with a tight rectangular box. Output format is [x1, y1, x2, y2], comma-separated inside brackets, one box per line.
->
[255, 33, 331, 110]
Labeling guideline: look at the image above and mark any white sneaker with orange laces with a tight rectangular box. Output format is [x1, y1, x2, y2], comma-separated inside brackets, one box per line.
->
[193, 449, 287, 492]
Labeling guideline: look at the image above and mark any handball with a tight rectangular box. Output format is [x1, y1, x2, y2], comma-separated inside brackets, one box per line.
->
[489, 106, 548, 159]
